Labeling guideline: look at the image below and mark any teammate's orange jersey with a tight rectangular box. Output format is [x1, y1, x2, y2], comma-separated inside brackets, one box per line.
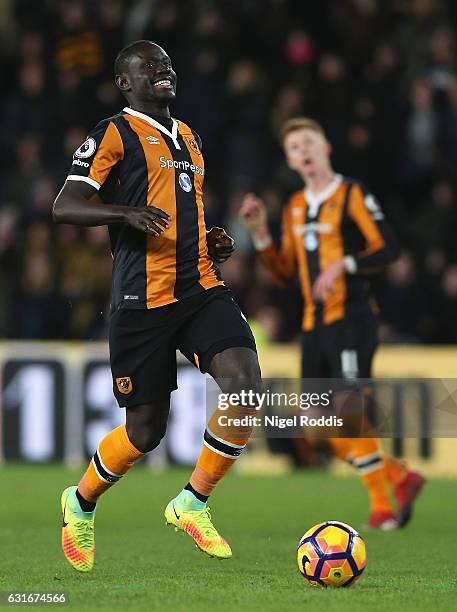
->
[257, 175, 398, 331]
[66, 107, 223, 310]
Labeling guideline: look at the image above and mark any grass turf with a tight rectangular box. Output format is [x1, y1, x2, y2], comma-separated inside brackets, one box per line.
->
[0, 465, 455, 612]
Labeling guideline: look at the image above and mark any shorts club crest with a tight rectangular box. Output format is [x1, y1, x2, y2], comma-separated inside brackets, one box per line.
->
[116, 377, 132, 394]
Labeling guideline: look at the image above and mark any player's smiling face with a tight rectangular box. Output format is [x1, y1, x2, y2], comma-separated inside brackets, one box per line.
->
[124, 44, 177, 106]
[284, 128, 332, 179]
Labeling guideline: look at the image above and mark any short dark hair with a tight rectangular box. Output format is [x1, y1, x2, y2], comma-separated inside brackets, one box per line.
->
[114, 40, 153, 75]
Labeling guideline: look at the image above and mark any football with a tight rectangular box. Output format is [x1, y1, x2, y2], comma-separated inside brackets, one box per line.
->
[297, 521, 367, 587]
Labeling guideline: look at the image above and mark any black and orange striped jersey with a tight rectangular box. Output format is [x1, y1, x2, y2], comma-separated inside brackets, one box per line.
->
[257, 175, 398, 331]
[66, 106, 223, 310]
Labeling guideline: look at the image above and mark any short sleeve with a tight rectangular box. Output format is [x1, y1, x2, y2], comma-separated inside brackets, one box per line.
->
[66, 120, 124, 190]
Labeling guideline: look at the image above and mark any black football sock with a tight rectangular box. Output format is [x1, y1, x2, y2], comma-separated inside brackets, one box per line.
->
[76, 489, 97, 512]
[184, 482, 209, 503]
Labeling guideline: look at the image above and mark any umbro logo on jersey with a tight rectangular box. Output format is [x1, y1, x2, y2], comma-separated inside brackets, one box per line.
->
[145, 136, 160, 144]
[73, 158, 89, 168]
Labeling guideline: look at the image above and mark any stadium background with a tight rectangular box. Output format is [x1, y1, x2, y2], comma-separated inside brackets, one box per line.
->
[1, 2, 456, 609]
[1, 0, 457, 474]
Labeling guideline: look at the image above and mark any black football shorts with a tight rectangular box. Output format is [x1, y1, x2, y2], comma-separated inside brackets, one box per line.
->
[109, 286, 256, 407]
[301, 314, 379, 379]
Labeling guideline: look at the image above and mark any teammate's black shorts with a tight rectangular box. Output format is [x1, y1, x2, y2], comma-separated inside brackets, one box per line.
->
[109, 286, 256, 407]
[300, 315, 378, 379]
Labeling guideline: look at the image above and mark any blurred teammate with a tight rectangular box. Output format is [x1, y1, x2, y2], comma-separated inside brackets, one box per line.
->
[54, 41, 262, 571]
[240, 117, 425, 530]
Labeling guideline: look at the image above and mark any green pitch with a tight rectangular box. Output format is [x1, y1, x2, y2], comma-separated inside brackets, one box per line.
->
[0, 465, 455, 612]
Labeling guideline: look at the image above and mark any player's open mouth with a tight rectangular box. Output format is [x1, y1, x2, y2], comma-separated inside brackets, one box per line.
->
[153, 78, 173, 90]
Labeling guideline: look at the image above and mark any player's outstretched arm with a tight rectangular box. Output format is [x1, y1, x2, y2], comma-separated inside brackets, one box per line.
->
[53, 181, 171, 237]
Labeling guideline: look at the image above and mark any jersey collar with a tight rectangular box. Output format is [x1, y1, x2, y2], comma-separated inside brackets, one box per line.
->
[305, 174, 343, 217]
[123, 107, 181, 150]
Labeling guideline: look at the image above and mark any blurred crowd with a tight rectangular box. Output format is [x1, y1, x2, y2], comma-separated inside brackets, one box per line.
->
[1, 0, 457, 343]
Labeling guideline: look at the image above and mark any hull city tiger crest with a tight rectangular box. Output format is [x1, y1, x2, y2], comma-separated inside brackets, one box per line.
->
[116, 377, 132, 394]
[185, 136, 201, 155]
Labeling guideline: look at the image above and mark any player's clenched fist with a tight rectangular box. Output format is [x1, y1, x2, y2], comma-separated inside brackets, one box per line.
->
[239, 193, 268, 233]
[207, 227, 235, 263]
[124, 206, 172, 236]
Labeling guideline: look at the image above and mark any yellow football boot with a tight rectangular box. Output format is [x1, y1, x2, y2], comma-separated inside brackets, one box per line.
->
[61, 486, 95, 572]
[165, 495, 232, 559]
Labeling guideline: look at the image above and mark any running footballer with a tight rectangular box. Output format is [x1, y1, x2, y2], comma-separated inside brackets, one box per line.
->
[54, 40, 262, 571]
